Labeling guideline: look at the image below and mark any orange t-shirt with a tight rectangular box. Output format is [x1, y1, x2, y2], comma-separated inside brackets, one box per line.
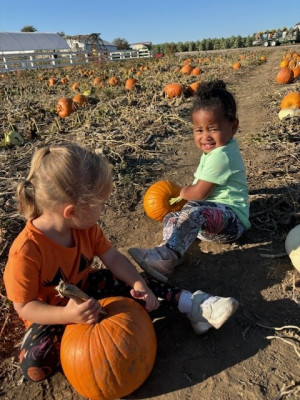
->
[4, 220, 112, 327]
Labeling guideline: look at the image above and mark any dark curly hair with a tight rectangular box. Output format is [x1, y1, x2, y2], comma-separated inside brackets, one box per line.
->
[192, 80, 237, 122]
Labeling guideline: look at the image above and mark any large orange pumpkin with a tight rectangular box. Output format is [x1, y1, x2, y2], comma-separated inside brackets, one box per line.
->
[276, 68, 294, 84]
[163, 83, 183, 99]
[143, 180, 187, 221]
[280, 92, 300, 109]
[56, 98, 76, 118]
[60, 296, 157, 400]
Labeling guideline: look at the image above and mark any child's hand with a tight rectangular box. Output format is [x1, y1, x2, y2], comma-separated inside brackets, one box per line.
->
[130, 288, 160, 312]
[65, 298, 104, 324]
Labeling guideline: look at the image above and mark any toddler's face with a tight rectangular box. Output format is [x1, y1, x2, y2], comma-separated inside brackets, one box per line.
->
[192, 108, 238, 153]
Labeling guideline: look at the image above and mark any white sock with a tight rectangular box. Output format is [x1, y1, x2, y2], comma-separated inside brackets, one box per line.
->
[178, 290, 192, 313]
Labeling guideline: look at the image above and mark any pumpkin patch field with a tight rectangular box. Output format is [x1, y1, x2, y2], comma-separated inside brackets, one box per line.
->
[0, 46, 300, 400]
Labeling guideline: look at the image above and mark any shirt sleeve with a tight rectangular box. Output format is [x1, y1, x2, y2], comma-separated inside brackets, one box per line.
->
[4, 242, 42, 303]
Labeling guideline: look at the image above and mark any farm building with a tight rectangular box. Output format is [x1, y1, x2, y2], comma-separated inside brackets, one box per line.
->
[0, 32, 70, 54]
[64, 33, 117, 53]
[130, 42, 152, 51]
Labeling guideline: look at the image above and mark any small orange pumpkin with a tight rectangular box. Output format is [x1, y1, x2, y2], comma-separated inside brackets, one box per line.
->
[163, 83, 183, 99]
[108, 76, 120, 86]
[180, 64, 193, 75]
[191, 67, 202, 76]
[56, 98, 76, 118]
[48, 77, 57, 87]
[125, 78, 137, 90]
[71, 82, 80, 92]
[61, 296, 157, 400]
[60, 77, 69, 84]
[292, 67, 300, 78]
[187, 81, 202, 95]
[280, 92, 300, 109]
[276, 68, 294, 84]
[143, 180, 187, 221]
[93, 77, 105, 87]
[233, 62, 241, 70]
[72, 94, 88, 107]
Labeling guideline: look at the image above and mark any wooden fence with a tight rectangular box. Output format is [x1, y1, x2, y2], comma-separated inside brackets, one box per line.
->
[0, 48, 152, 73]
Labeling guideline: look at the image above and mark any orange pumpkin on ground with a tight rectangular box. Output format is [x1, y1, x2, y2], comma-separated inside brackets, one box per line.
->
[233, 62, 241, 70]
[108, 76, 120, 86]
[180, 64, 193, 75]
[187, 81, 202, 95]
[56, 98, 76, 118]
[280, 92, 300, 109]
[276, 68, 294, 84]
[292, 67, 300, 79]
[60, 296, 157, 400]
[143, 180, 187, 221]
[48, 77, 57, 87]
[163, 83, 183, 99]
[71, 82, 80, 92]
[191, 67, 202, 76]
[125, 78, 137, 90]
[72, 94, 88, 107]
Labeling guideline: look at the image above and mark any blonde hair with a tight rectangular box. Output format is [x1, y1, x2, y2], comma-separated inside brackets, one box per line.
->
[17, 143, 113, 220]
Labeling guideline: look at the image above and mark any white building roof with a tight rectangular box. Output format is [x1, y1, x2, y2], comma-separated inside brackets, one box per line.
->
[0, 32, 70, 53]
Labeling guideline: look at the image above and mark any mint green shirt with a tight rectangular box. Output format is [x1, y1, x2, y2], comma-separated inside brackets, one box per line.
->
[193, 138, 250, 229]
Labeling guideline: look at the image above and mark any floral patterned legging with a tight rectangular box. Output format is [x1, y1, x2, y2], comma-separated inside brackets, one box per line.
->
[19, 270, 182, 382]
[163, 201, 245, 257]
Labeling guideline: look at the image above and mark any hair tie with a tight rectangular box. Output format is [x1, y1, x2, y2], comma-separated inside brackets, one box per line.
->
[24, 180, 31, 188]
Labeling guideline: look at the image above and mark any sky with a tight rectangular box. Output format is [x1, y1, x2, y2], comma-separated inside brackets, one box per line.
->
[0, 1, 299, 45]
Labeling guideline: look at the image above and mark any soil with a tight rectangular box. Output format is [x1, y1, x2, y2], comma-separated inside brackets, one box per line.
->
[0, 46, 300, 400]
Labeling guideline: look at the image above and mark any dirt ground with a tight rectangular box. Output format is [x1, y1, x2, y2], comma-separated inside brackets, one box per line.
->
[0, 46, 300, 400]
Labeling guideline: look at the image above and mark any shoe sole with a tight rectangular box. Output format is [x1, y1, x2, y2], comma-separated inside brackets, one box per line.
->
[209, 298, 239, 329]
[128, 248, 169, 283]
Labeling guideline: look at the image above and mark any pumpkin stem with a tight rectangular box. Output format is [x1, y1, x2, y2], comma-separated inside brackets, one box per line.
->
[169, 196, 183, 205]
[56, 280, 107, 315]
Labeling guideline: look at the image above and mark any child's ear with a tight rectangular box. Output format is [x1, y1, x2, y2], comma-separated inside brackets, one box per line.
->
[63, 204, 76, 219]
[232, 118, 239, 135]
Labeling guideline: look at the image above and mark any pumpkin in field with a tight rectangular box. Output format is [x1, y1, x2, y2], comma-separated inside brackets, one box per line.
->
[125, 78, 137, 90]
[280, 92, 300, 109]
[73, 94, 88, 107]
[187, 81, 202, 96]
[191, 67, 202, 76]
[56, 98, 76, 118]
[292, 67, 300, 79]
[276, 68, 294, 84]
[285, 225, 300, 272]
[60, 296, 157, 400]
[233, 62, 241, 70]
[163, 83, 183, 99]
[143, 180, 187, 221]
[48, 77, 57, 87]
[108, 76, 120, 86]
[180, 64, 193, 75]
[71, 82, 80, 92]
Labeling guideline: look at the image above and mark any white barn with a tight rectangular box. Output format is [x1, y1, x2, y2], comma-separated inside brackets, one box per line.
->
[0, 32, 70, 54]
